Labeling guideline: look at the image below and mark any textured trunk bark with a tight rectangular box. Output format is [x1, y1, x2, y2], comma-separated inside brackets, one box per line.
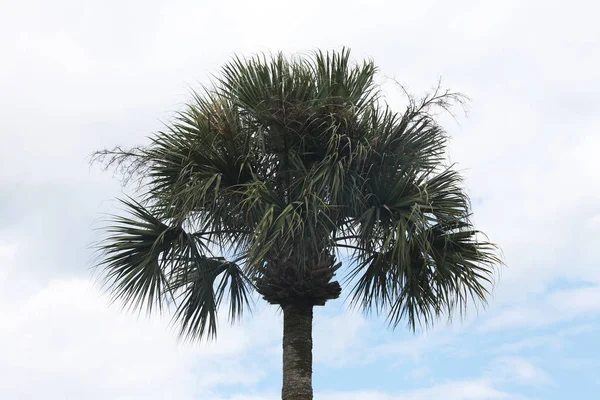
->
[282, 303, 313, 400]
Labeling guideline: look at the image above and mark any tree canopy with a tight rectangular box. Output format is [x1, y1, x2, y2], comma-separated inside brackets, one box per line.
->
[94, 48, 500, 341]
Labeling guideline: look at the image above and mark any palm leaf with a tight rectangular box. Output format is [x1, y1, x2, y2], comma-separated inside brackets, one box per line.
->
[93, 48, 502, 340]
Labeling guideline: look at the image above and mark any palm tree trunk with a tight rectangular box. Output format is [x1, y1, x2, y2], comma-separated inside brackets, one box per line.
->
[282, 303, 313, 400]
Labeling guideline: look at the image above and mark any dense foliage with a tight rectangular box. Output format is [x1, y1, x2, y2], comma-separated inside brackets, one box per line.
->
[94, 49, 500, 341]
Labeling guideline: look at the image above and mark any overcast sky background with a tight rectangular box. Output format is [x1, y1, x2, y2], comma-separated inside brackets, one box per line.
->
[1, 0, 599, 399]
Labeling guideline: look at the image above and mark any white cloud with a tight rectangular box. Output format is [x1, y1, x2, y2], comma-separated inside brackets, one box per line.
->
[319, 379, 514, 400]
[0, 243, 18, 283]
[409, 365, 432, 381]
[491, 324, 598, 354]
[220, 395, 279, 400]
[0, 278, 277, 399]
[490, 356, 553, 387]
[481, 285, 600, 332]
[313, 309, 370, 367]
[370, 330, 457, 363]
[549, 286, 600, 316]
[212, 379, 518, 400]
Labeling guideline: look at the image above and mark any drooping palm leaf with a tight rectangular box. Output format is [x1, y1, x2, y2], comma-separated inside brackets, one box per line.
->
[93, 48, 501, 341]
[97, 198, 251, 339]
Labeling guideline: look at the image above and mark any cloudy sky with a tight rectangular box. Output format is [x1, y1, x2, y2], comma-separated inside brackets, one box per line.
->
[1, 0, 599, 398]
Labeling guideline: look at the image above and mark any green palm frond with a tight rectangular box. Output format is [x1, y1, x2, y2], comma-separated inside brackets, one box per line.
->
[169, 255, 252, 340]
[98, 198, 185, 313]
[93, 48, 501, 340]
[345, 162, 499, 330]
[96, 198, 251, 340]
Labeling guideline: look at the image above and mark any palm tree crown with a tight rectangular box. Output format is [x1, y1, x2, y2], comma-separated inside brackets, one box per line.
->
[94, 48, 500, 343]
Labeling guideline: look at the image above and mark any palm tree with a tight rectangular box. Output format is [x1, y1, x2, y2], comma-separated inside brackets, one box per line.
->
[93, 49, 500, 400]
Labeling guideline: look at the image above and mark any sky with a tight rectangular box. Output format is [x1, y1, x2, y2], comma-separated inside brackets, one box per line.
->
[1, 0, 599, 399]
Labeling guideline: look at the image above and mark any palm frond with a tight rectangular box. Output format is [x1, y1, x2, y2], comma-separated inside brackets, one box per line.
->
[345, 163, 500, 330]
[96, 198, 252, 340]
[93, 48, 502, 338]
[97, 197, 185, 314]
[169, 254, 252, 340]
